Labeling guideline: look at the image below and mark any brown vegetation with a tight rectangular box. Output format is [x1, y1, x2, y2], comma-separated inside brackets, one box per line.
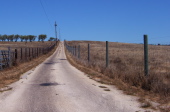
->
[0, 41, 56, 50]
[65, 40, 170, 111]
[0, 41, 59, 89]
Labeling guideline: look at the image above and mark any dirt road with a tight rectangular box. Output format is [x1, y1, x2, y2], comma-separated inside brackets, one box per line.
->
[0, 42, 148, 112]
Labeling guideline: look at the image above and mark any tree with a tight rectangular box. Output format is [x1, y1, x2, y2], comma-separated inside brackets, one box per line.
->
[48, 37, 55, 41]
[28, 35, 36, 42]
[38, 35, 41, 42]
[20, 35, 25, 42]
[0, 35, 2, 41]
[38, 34, 47, 42]
[6, 35, 10, 41]
[24, 35, 29, 42]
[2, 34, 7, 41]
[8, 35, 14, 42]
[32, 36, 36, 41]
[14, 34, 20, 42]
[9, 35, 14, 42]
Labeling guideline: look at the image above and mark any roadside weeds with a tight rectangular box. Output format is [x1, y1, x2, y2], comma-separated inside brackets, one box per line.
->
[0, 43, 59, 91]
[64, 46, 170, 112]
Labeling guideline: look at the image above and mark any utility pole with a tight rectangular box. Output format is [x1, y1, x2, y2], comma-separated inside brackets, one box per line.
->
[59, 28, 61, 41]
[54, 21, 57, 41]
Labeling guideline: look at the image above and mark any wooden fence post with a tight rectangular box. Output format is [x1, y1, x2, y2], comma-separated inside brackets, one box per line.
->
[72, 46, 74, 55]
[144, 35, 149, 76]
[38, 48, 41, 56]
[15, 49, 17, 60]
[32, 48, 33, 58]
[40, 48, 42, 55]
[21, 48, 22, 60]
[25, 48, 27, 61]
[14, 49, 18, 65]
[39, 48, 40, 55]
[75, 46, 77, 57]
[37, 48, 38, 57]
[8, 47, 11, 67]
[29, 48, 30, 59]
[72, 46, 73, 55]
[78, 45, 80, 59]
[43, 48, 44, 54]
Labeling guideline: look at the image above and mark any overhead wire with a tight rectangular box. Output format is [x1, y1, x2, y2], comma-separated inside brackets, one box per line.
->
[39, 0, 53, 30]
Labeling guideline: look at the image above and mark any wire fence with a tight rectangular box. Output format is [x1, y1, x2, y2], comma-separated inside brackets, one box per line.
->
[0, 41, 58, 70]
[64, 36, 170, 97]
[64, 40, 145, 74]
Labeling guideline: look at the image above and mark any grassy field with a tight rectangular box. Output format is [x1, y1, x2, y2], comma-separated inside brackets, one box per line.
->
[66, 40, 170, 110]
[0, 41, 58, 90]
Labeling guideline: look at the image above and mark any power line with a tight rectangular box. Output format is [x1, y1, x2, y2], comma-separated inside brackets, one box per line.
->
[39, 0, 53, 30]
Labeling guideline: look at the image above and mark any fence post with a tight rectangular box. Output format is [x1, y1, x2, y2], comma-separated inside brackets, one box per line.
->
[75, 46, 77, 57]
[15, 49, 17, 60]
[88, 44, 90, 62]
[32, 48, 33, 58]
[14, 49, 17, 65]
[72, 46, 75, 56]
[25, 48, 27, 61]
[43, 48, 44, 54]
[78, 45, 80, 59]
[33, 48, 35, 58]
[37, 48, 38, 57]
[38, 48, 39, 56]
[144, 35, 149, 76]
[71, 46, 73, 54]
[106, 41, 109, 67]
[21, 48, 22, 60]
[35, 48, 36, 57]
[72, 46, 73, 55]
[29, 48, 30, 59]
[40, 48, 41, 55]
[8, 47, 11, 67]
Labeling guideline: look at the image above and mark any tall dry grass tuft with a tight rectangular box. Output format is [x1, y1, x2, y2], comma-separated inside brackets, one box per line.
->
[65, 40, 170, 105]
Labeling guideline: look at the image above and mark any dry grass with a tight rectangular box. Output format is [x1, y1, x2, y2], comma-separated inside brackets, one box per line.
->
[0, 41, 55, 49]
[0, 41, 56, 66]
[0, 41, 59, 89]
[65, 40, 170, 111]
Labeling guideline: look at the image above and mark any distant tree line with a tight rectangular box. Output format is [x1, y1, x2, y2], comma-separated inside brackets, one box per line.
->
[48, 37, 56, 41]
[0, 34, 55, 42]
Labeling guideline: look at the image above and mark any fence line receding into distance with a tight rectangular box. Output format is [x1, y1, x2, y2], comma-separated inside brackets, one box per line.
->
[0, 41, 58, 70]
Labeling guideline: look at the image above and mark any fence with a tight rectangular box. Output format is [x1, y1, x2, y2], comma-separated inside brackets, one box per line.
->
[0, 49, 11, 70]
[64, 35, 150, 76]
[64, 35, 170, 97]
[0, 41, 58, 70]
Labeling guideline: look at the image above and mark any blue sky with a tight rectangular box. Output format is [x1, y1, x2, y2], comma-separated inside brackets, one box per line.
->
[0, 0, 170, 44]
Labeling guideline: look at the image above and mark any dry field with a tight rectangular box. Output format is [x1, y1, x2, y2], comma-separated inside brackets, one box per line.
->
[66, 40, 170, 110]
[0, 41, 56, 63]
[0, 41, 56, 50]
[0, 41, 58, 90]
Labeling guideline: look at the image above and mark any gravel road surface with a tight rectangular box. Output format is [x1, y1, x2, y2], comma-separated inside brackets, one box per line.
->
[0, 42, 148, 112]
